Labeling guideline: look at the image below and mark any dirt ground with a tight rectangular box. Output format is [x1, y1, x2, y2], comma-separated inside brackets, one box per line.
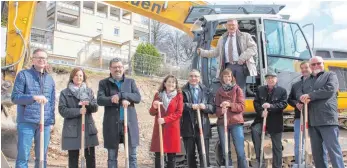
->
[2, 72, 347, 168]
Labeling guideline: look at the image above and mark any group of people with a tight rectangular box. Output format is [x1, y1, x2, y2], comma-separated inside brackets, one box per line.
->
[11, 18, 344, 168]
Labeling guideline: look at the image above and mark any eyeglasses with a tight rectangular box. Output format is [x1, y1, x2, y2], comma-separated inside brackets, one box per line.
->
[311, 62, 322, 66]
[33, 57, 47, 61]
[110, 66, 123, 69]
[189, 75, 200, 78]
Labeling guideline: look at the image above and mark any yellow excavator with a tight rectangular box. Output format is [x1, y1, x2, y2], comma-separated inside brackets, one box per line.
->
[2, 1, 347, 167]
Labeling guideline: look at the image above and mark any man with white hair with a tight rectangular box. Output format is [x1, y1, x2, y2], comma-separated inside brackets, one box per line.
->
[197, 19, 257, 96]
[298, 56, 344, 168]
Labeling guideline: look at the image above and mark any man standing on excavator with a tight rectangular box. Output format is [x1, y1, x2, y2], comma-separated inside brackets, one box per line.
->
[11, 48, 56, 168]
[197, 19, 258, 95]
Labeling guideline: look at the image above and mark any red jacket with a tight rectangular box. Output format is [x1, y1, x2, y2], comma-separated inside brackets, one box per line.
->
[149, 92, 183, 153]
[215, 85, 245, 126]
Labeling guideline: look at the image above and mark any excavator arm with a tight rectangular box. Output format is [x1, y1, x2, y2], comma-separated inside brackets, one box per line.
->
[3, 1, 37, 83]
[105, 1, 207, 36]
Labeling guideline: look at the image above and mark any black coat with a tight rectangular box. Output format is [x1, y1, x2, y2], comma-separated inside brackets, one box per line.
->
[288, 77, 304, 119]
[59, 87, 99, 150]
[252, 85, 288, 133]
[97, 75, 141, 149]
[181, 83, 214, 138]
[296, 71, 339, 126]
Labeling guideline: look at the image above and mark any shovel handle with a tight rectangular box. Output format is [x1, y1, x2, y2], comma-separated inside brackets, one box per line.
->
[260, 108, 268, 167]
[157, 102, 164, 168]
[39, 103, 45, 168]
[223, 107, 229, 168]
[80, 105, 86, 167]
[124, 106, 129, 168]
[304, 102, 309, 166]
[196, 108, 207, 168]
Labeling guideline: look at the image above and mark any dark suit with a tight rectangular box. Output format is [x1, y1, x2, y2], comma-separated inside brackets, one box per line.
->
[181, 83, 214, 168]
[251, 85, 287, 168]
[97, 75, 141, 168]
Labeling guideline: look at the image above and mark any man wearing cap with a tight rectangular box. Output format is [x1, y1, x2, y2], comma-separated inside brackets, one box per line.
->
[196, 19, 257, 95]
[298, 56, 344, 168]
[251, 71, 288, 168]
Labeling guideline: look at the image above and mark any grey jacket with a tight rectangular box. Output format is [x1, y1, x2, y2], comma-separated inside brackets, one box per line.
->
[297, 71, 339, 126]
[59, 87, 99, 150]
[97, 75, 141, 149]
[199, 30, 257, 77]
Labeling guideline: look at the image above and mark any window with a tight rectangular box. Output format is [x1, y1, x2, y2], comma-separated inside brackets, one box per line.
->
[264, 20, 310, 59]
[315, 50, 331, 58]
[329, 66, 347, 91]
[114, 28, 119, 36]
[333, 51, 347, 58]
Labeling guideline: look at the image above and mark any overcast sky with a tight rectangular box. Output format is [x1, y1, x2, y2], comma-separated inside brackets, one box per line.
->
[210, 0, 347, 50]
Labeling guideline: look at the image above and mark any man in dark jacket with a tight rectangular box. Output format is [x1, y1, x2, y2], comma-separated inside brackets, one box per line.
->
[287, 61, 311, 165]
[251, 71, 287, 168]
[298, 56, 344, 168]
[181, 69, 214, 168]
[11, 48, 56, 168]
[97, 58, 141, 168]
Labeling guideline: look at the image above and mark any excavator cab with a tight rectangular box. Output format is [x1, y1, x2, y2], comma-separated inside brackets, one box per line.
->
[189, 6, 313, 99]
[187, 5, 314, 166]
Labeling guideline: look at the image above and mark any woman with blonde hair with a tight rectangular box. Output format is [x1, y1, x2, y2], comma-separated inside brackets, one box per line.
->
[215, 68, 248, 168]
[149, 75, 183, 168]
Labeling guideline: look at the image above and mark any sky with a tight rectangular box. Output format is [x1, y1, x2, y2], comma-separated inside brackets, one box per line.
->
[211, 0, 347, 50]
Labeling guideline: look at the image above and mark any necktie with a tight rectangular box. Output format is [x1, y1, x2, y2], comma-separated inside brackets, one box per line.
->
[228, 34, 234, 63]
[193, 88, 198, 104]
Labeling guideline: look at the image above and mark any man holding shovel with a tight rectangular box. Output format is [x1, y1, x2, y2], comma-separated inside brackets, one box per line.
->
[287, 61, 311, 165]
[251, 71, 287, 168]
[11, 48, 56, 168]
[97, 58, 141, 168]
[181, 69, 214, 168]
[298, 56, 344, 168]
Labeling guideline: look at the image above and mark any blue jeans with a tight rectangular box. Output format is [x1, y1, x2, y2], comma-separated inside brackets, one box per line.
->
[16, 123, 51, 168]
[217, 124, 248, 168]
[108, 146, 137, 168]
[309, 125, 344, 168]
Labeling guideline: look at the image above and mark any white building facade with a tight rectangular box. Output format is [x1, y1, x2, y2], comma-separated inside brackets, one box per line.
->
[31, 1, 149, 68]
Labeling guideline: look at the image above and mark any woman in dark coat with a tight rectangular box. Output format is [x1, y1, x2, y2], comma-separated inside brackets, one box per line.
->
[149, 75, 184, 168]
[59, 67, 99, 168]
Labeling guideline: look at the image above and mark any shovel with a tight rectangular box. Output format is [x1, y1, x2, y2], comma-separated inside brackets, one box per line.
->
[223, 107, 229, 168]
[124, 104, 129, 168]
[157, 102, 164, 168]
[259, 108, 268, 168]
[79, 103, 87, 168]
[293, 107, 306, 168]
[39, 103, 45, 168]
[196, 108, 208, 168]
[304, 102, 309, 167]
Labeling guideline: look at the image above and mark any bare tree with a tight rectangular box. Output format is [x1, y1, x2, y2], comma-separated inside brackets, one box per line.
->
[143, 19, 169, 47]
[163, 29, 196, 65]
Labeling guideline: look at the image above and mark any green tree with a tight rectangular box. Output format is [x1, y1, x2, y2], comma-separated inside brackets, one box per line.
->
[133, 43, 162, 75]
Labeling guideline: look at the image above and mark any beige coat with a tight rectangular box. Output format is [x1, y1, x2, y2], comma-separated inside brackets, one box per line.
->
[200, 31, 257, 77]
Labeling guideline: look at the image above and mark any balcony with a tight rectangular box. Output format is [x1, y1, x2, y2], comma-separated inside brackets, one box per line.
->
[30, 28, 53, 51]
[48, 2, 80, 17]
[133, 21, 149, 34]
